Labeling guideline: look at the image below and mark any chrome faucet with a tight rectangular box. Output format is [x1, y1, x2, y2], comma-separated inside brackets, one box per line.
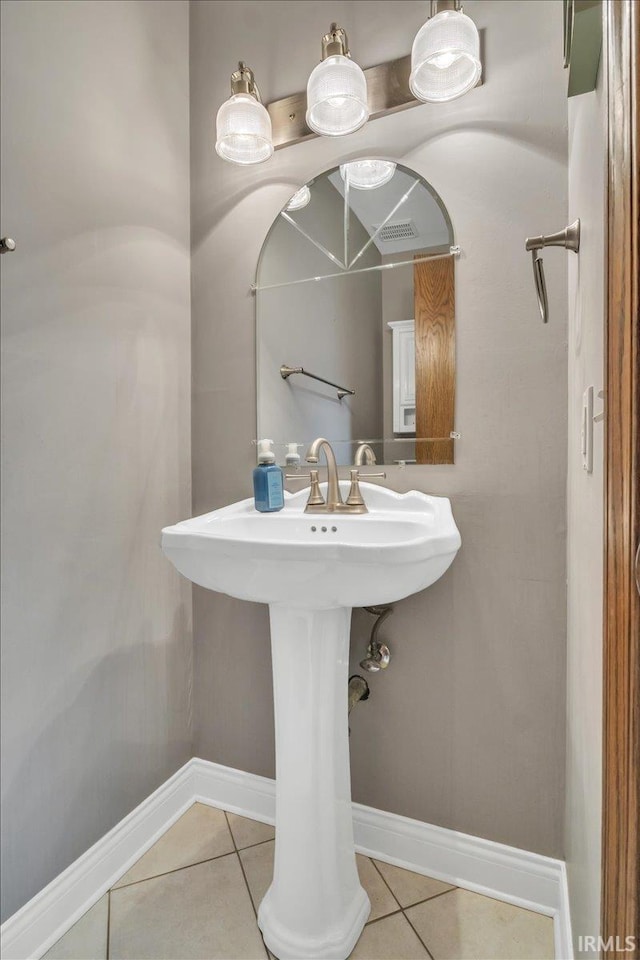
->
[304, 438, 386, 514]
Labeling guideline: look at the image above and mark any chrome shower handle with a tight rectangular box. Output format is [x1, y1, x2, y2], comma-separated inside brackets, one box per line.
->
[532, 251, 549, 324]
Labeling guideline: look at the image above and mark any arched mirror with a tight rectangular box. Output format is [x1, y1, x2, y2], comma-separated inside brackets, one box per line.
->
[255, 158, 457, 466]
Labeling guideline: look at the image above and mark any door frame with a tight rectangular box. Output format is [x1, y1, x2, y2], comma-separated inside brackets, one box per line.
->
[601, 0, 639, 954]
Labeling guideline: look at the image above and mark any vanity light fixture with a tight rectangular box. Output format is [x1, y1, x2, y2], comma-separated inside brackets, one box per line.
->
[340, 159, 397, 190]
[410, 0, 481, 103]
[285, 185, 311, 210]
[217, 12, 483, 156]
[306, 23, 369, 137]
[215, 62, 274, 165]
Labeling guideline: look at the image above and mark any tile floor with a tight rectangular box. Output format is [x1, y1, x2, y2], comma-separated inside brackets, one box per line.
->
[44, 803, 555, 960]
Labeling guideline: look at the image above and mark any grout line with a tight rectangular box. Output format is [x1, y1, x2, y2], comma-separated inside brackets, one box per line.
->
[364, 907, 403, 928]
[402, 908, 435, 960]
[402, 887, 460, 960]
[109, 806, 239, 891]
[225, 811, 260, 921]
[370, 858, 458, 910]
[368, 857, 455, 956]
[234, 835, 276, 854]
[110, 849, 238, 891]
[236, 850, 259, 919]
[369, 858, 402, 911]
[224, 810, 276, 854]
[404, 886, 458, 910]
[225, 811, 272, 958]
[224, 811, 239, 856]
[105, 890, 111, 960]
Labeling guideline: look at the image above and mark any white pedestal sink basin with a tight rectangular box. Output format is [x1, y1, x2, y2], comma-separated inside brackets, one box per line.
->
[162, 481, 460, 960]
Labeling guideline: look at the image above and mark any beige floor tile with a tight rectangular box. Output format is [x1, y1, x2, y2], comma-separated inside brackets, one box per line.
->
[357, 856, 399, 922]
[109, 854, 266, 959]
[239, 839, 275, 911]
[227, 812, 275, 850]
[112, 803, 234, 888]
[43, 894, 108, 960]
[373, 859, 455, 908]
[350, 913, 430, 959]
[406, 887, 555, 960]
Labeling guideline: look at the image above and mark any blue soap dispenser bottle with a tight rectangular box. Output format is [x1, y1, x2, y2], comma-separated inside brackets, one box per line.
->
[253, 439, 284, 513]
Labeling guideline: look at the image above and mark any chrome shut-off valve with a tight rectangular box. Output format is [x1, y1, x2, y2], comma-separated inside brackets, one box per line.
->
[360, 605, 393, 672]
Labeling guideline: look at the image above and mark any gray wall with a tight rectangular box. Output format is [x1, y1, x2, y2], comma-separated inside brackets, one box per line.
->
[564, 75, 605, 953]
[0, 0, 192, 921]
[191, 0, 568, 858]
[257, 177, 382, 461]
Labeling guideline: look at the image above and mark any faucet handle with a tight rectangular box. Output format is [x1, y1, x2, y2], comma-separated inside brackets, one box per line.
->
[306, 469, 326, 507]
[351, 470, 386, 480]
[285, 469, 326, 507]
[345, 469, 386, 507]
[344, 469, 387, 513]
[345, 469, 366, 508]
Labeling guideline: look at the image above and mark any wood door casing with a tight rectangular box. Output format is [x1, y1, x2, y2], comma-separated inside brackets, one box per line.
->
[414, 255, 456, 464]
[601, 0, 640, 953]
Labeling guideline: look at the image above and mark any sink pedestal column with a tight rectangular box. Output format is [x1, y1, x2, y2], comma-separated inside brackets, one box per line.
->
[258, 605, 370, 960]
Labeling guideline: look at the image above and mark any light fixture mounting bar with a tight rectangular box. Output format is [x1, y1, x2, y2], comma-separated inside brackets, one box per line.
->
[267, 48, 482, 150]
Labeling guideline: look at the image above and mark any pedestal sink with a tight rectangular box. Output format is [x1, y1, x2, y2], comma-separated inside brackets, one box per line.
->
[162, 481, 461, 960]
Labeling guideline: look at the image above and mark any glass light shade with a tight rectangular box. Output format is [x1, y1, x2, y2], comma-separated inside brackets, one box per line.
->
[410, 10, 481, 103]
[215, 93, 274, 165]
[306, 55, 369, 137]
[285, 185, 311, 211]
[340, 160, 397, 190]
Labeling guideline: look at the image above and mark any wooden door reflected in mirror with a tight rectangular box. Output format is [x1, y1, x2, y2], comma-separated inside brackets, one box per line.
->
[414, 255, 455, 464]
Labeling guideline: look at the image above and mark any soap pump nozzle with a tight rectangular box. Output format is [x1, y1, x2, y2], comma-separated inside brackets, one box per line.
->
[285, 442, 302, 467]
[257, 438, 276, 464]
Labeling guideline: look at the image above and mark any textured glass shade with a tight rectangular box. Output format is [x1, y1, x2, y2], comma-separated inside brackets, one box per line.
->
[410, 10, 481, 103]
[285, 186, 311, 211]
[340, 160, 397, 190]
[215, 93, 274, 165]
[306, 55, 369, 137]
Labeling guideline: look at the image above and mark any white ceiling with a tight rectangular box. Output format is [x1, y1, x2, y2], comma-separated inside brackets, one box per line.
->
[328, 166, 453, 256]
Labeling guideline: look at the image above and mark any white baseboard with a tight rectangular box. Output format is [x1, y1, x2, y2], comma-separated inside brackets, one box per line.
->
[191, 757, 276, 824]
[352, 803, 573, 960]
[1, 761, 197, 960]
[1, 758, 573, 960]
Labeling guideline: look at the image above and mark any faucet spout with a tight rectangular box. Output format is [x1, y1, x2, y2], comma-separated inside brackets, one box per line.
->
[354, 443, 376, 466]
[305, 438, 343, 511]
